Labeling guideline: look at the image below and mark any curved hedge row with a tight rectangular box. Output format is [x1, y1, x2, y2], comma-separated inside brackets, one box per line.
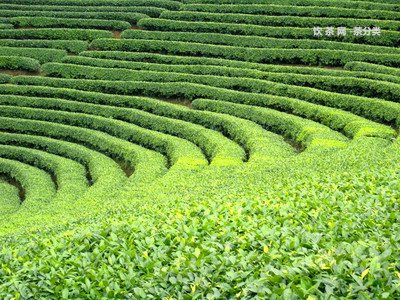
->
[79, 51, 400, 84]
[0, 117, 167, 185]
[57, 58, 400, 101]
[0, 180, 20, 215]
[0, 132, 127, 201]
[0, 144, 88, 201]
[41, 63, 400, 126]
[10, 17, 131, 31]
[0, 157, 55, 205]
[161, 11, 400, 31]
[121, 30, 400, 55]
[0, 24, 13, 29]
[90, 39, 400, 66]
[345, 61, 400, 77]
[10, 76, 393, 141]
[67, 55, 400, 85]
[0, 28, 112, 41]
[182, 0, 399, 12]
[192, 99, 346, 149]
[137, 18, 400, 47]
[180, 4, 400, 20]
[0, 105, 208, 169]
[0, 10, 148, 24]
[0, 94, 245, 166]
[0, 84, 294, 161]
[0, 73, 11, 84]
[1, 0, 181, 10]
[0, 46, 66, 63]
[0, 56, 40, 71]
[0, 4, 165, 18]
[0, 39, 88, 54]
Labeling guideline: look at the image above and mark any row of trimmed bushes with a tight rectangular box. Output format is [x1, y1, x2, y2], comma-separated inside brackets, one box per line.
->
[89, 39, 400, 66]
[2, 0, 181, 9]
[345, 61, 400, 77]
[0, 179, 19, 215]
[0, 116, 166, 185]
[42, 63, 400, 125]
[72, 54, 400, 85]
[181, 3, 400, 20]
[79, 51, 400, 84]
[137, 18, 400, 47]
[0, 157, 55, 205]
[10, 17, 131, 31]
[0, 4, 165, 18]
[121, 30, 400, 55]
[0, 144, 88, 201]
[0, 73, 11, 83]
[0, 11, 148, 24]
[160, 10, 400, 31]
[10, 76, 394, 140]
[0, 84, 294, 161]
[193, 99, 346, 150]
[0, 47, 66, 63]
[0, 131, 127, 201]
[0, 39, 88, 54]
[0, 23, 13, 29]
[182, 0, 399, 11]
[0, 29, 112, 41]
[0, 105, 208, 169]
[0, 56, 40, 71]
[0, 94, 245, 166]
[61, 56, 400, 99]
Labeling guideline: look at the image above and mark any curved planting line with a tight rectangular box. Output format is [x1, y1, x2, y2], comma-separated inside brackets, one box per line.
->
[10, 17, 132, 31]
[180, 4, 400, 21]
[37, 65, 398, 138]
[0, 94, 245, 166]
[0, 84, 295, 162]
[0, 180, 20, 216]
[189, 109, 296, 161]
[0, 106, 208, 169]
[0, 46, 66, 63]
[1, 0, 182, 10]
[0, 157, 56, 207]
[182, 0, 400, 12]
[0, 145, 88, 202]
[10, 76, 395, 141]
[121, 29, 400, 55]
[0, 28, 112, 41]
[0, 56, 40, 72]
[344, 61, 400, 77]
[160, 11, 400, 31]
[62, 56, 400, 96]
[89, 39, 400, 67]
[1, 5, 166, 18]
[0, 132, 127, 201]
[0, 11, 149, 25]
[79, 51, 400, 84]
[192, 99, 348, 150]
[137, 18, 400, 47]
[0, 39, 88, 54]
[0, 117, 166, 185]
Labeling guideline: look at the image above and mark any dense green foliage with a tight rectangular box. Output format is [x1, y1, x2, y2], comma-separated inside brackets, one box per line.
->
[0, 46, 66, 63]
[10, 17, 132, 31]
[1, 0, 400, 297]
[90, 39, 400, 66]
[138, 18, 400, 46]
[0, 39, 88, 53]
[0, 55, 40, 71]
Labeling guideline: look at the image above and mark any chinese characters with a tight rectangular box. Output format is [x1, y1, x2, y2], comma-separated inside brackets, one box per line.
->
[313, 27, 381, 36]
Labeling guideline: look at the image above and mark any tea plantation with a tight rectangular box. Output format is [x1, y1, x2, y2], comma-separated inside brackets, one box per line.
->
[0, 0, 399, 298]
